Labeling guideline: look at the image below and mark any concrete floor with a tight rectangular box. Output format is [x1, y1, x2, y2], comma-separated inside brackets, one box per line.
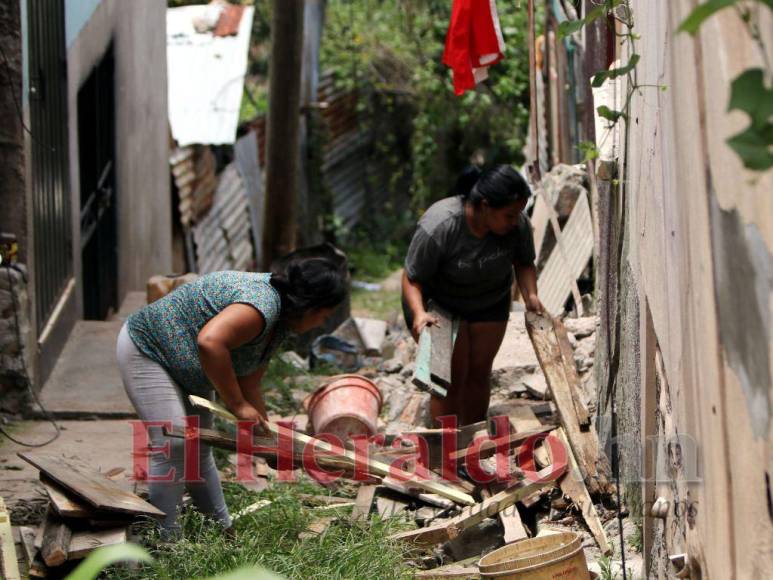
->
[0, 420, 138, 513]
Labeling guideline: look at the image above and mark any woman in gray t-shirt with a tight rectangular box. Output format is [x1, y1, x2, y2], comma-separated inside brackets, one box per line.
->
[402, 165, 544, 426]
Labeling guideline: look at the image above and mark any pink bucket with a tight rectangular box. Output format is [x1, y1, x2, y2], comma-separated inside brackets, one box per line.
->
[308, 374, 383, 441]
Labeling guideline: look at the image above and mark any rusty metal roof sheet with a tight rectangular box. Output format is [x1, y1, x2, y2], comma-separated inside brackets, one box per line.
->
[167, 5, 254, 146]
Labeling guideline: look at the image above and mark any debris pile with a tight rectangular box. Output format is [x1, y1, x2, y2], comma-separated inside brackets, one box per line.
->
[180, 307, 630, 577]
[8, 453, 162, 577]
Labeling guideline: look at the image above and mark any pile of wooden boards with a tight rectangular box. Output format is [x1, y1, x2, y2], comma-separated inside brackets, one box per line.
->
[9, 453, 164, 577]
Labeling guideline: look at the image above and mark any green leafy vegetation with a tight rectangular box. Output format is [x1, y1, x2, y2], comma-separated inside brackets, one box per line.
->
[320, 0, 537, 208]
[103, 482, 413, 579]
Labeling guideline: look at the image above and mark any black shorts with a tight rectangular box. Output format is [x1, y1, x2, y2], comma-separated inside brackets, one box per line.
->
[402, 293, 511, 330]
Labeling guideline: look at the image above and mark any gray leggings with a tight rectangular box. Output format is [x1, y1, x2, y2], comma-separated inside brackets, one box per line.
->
[116, 324, 231, 535]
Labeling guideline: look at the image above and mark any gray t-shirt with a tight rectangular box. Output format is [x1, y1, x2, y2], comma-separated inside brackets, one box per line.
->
[404, 196, 535, 314]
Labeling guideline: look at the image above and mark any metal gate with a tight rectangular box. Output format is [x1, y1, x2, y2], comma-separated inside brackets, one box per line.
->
[27, 0, 72, 332]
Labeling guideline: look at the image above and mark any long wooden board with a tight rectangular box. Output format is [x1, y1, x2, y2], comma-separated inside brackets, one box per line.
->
[556, 428, 611, 555]
[481, 486, 529, 543]
[390, 465, 564, 546]
[67, 527, 128, 560]
[18, 453, 165, 518]
[412, 328, 448, 398]
[189, 396, 475, 506]
[447, 425, 556, 463]
[525, 312, 611, 496]
[0, 498, 20, 580]
[429, 303, 454, 388]
[350, 485, 377, 522]
[552, 317, 591, 427]
[40, 475, 94, 519]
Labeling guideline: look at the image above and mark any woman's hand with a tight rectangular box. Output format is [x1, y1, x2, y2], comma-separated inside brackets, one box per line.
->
[231, 400, 269, 435]
[525, 293, 544, 314]
[412, 311, 440, 341]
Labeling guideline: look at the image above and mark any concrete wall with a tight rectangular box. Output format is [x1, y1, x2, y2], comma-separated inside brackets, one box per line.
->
[66, 0, 172, 311]
[593, 2, 773, 577]
[18, 0, 171, 384]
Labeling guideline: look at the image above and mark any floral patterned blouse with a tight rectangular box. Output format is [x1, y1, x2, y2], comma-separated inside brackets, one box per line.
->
[127, 271, 285, 395]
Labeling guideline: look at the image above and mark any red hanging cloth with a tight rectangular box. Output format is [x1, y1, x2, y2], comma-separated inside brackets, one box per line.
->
[443, 0, 506, 96]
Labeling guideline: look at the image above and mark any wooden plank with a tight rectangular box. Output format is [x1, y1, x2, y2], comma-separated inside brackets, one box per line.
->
[412, 327, 448, 398]
[555, 428, 611, 555]
[67, 527, 127, 561]
[39, 510, 71, 568]
[18, 453, 165, 518]
[351, 485, 377, 522]
[0, 498, 21, 580]
[375, 492, 409, 519]
[507, 405, 543, 432]
[447, 425, 556, 463]
[381, 477, 455, 510]
[40, 475, 94, 519]
[539, 186, 584, 315]
[481, 487, 529, 543]
[189, 395, 476, 506]
[429, 303, 454, 388]
[525, 312, 611, 496]
[415, 556, 480, 579]
[536, 191, 593, 316]
[16, 526, 45, 578]
[298, 517, 335, 540]
[390, 466, 564, 546]
[553, 317, 591, 427]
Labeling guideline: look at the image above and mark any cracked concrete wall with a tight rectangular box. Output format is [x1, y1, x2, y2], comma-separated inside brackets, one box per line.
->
[592, 1, 773, 577]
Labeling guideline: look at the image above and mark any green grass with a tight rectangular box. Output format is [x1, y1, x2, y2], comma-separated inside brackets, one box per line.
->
[350, 287, 402, 321]
[105, 481, 414, 579]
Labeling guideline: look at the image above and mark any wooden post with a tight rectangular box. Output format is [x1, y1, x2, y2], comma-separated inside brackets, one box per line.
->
[262, 0, 305, 269]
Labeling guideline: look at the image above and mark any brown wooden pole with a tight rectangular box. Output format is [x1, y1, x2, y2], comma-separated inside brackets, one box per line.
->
[262, 0, 305, 269]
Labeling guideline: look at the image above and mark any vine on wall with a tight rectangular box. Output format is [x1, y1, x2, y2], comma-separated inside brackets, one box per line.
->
[560, 0, 772, 172]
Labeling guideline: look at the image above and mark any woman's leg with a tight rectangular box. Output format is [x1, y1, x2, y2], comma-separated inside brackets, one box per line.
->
[116, 325, 230, 536]
[182, 396, 231, 529]
[460, 321, 508, 425]
[430, 321, 470, 425]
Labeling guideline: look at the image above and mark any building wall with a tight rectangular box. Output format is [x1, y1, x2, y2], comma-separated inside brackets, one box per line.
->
[66, 0, 171, 310]
[18, 0, 171, 384]
[0, 1, 26, 260]
[594, 1, 773, 577]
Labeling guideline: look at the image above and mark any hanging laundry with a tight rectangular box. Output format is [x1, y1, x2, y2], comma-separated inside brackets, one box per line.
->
[443, 0, 507, 96]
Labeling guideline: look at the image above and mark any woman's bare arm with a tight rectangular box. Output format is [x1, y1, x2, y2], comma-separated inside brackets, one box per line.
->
[197, 303, 265, 420]
[402, 270, 439, 340]
[238, 366, 269, 420]
[514, 262, 544, 313]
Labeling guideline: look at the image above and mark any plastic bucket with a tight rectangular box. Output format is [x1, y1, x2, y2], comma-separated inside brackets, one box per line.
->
[308, 374, 383, 441]
[478, 532, 590, 579]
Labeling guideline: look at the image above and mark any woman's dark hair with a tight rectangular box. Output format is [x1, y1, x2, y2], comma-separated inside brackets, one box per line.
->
[459, 164, 531, 209]
[270, 257, 347, 319]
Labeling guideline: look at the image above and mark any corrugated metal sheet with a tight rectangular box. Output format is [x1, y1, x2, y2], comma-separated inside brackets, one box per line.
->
[167, 5, 254, 146]
[243, 71, 392, 230]
[234, 131, 264, 268]
[191, 162, 254, 273]
[537, 190, 593, 315]
[169, 145, 217, 226]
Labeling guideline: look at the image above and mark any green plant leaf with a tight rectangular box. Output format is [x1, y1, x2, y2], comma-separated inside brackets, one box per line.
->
[65, 544, 153, 580]
[727, 68, 773, 129]
[210, 567, 287, 580]
[578, 140, 600, 161]
[558, 19, 586, 38]
[591, 54, 640, 87]
[727, 124, 773, 171]
[677, 0, 737, 35]
[597, 105, 626, 123]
